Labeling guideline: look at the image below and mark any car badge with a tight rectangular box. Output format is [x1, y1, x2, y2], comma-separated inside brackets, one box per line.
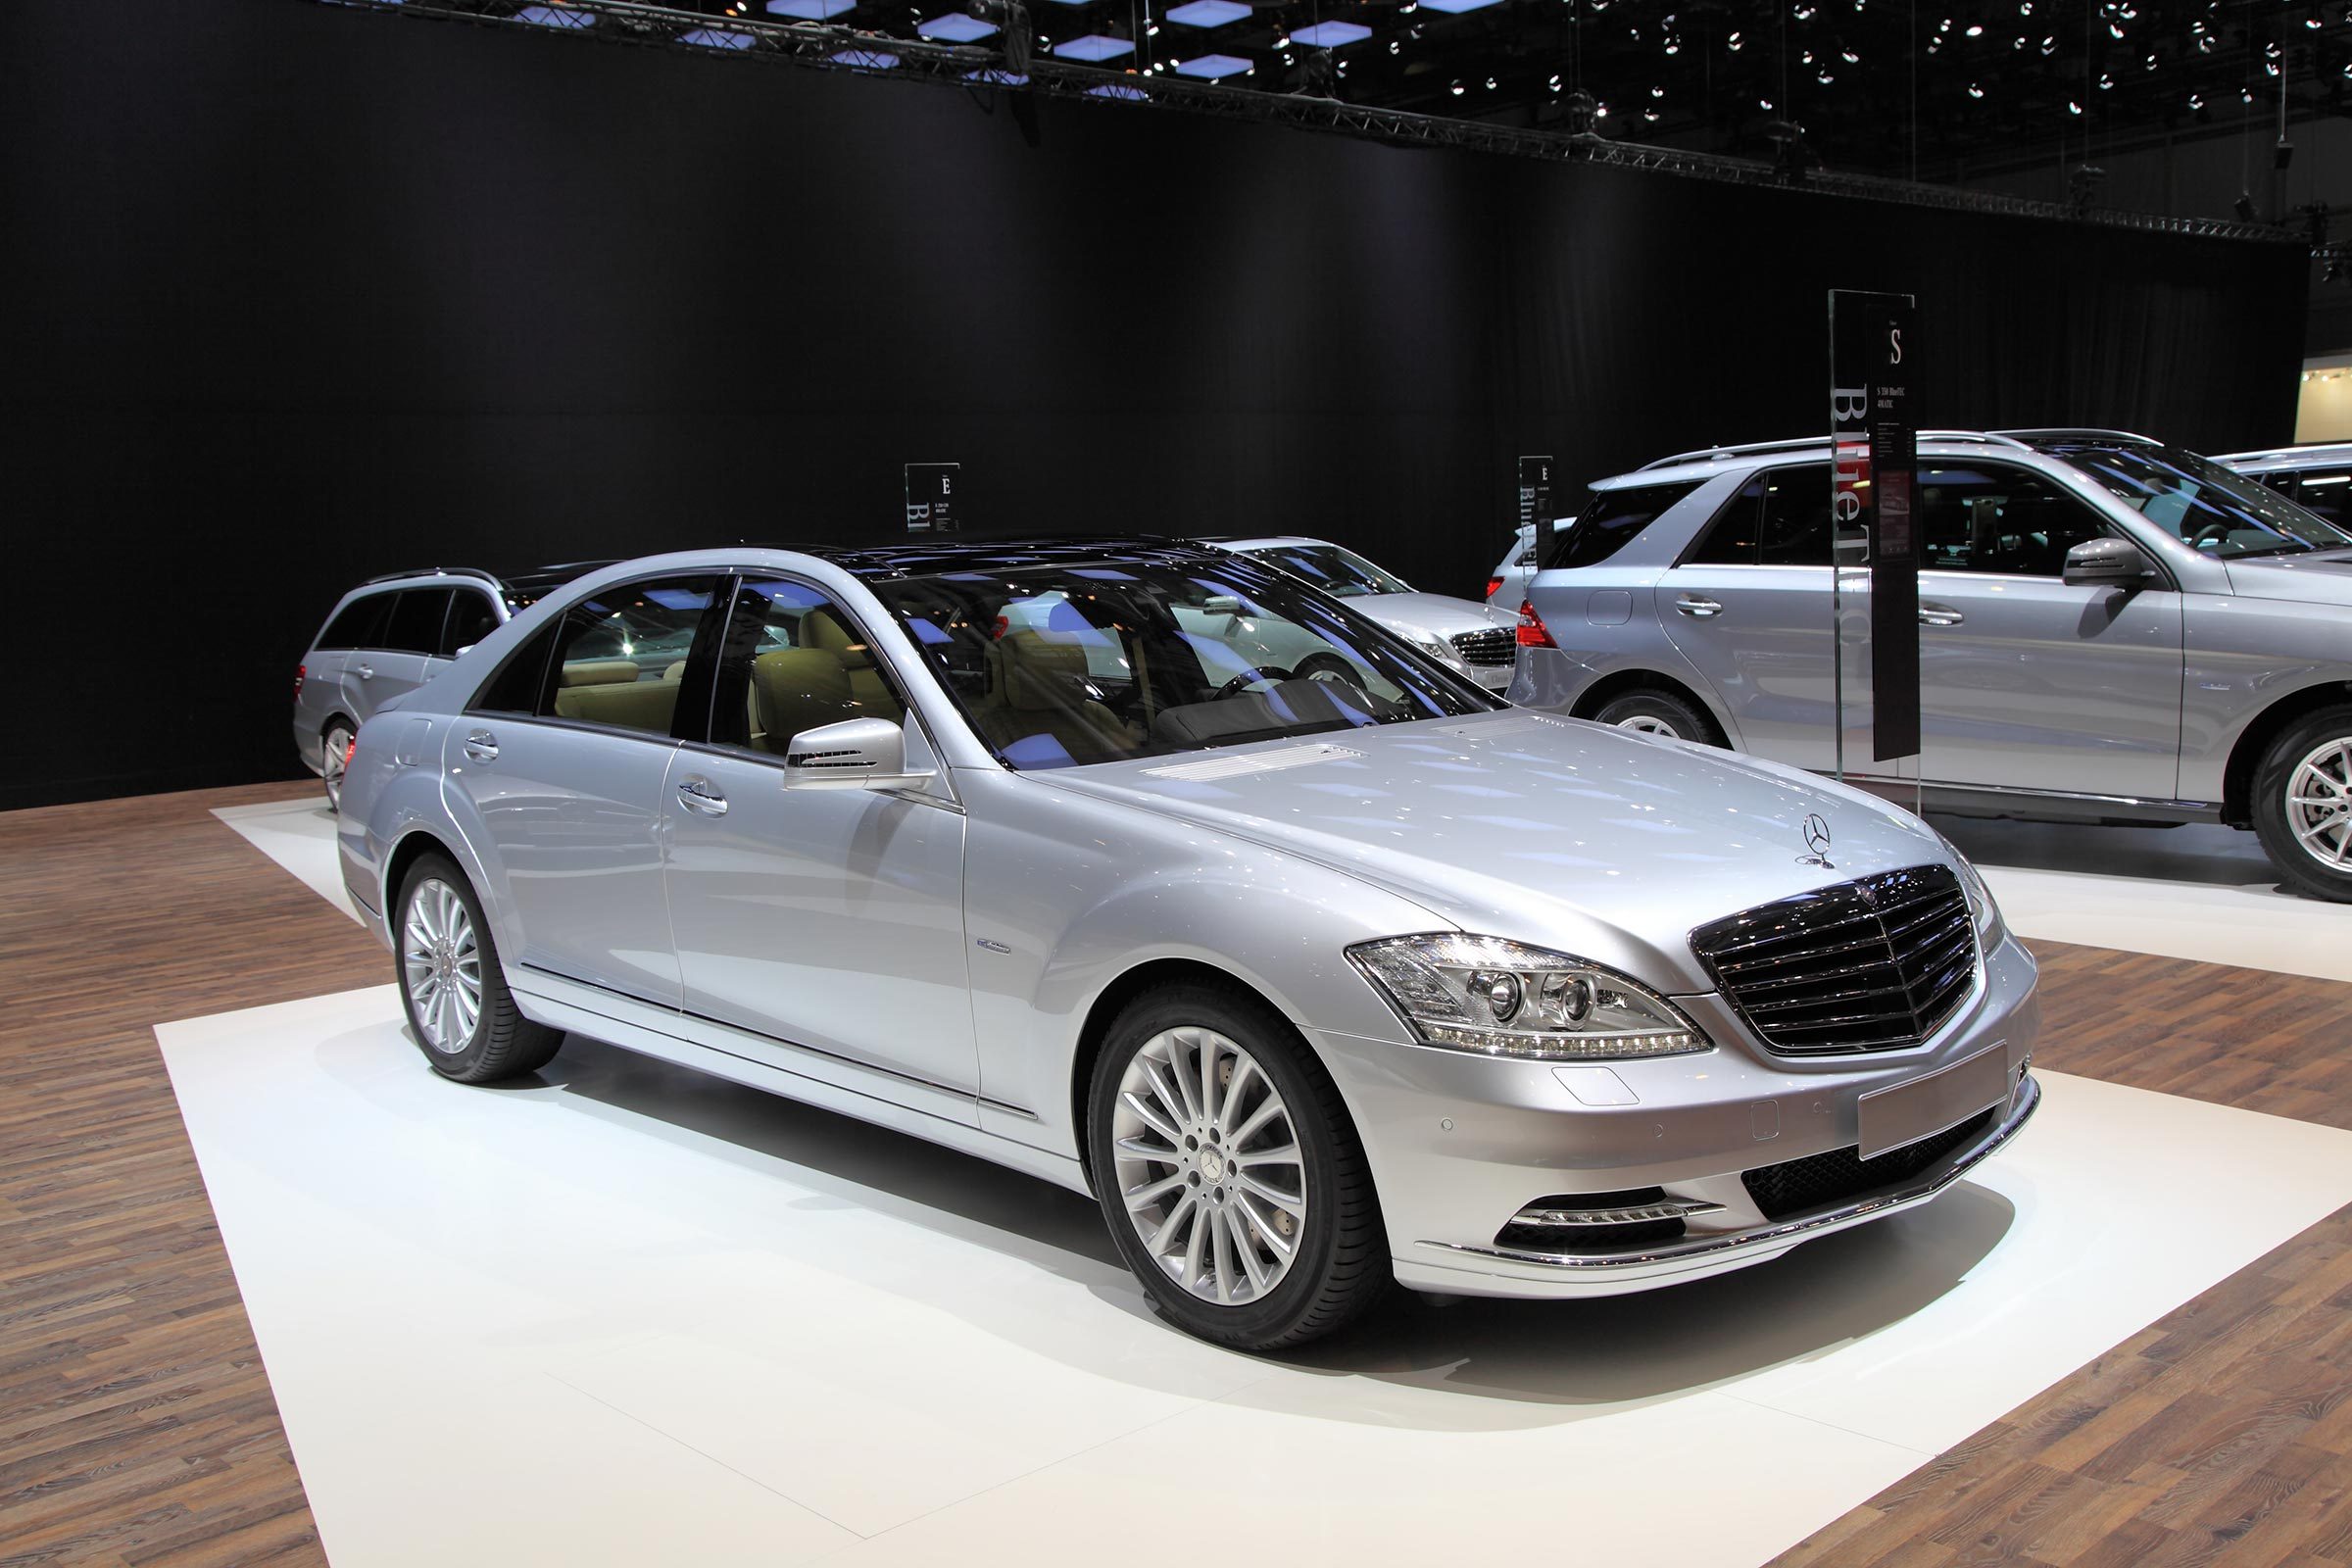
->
[1798, 813, 1835, 868]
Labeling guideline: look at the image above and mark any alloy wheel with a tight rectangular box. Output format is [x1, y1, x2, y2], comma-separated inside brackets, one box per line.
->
[322, 724, 352, 808]
[2286, 736, 2352, 870]
[401, 878, 483, 1054]
[1616, 714, 1681, 737]
[1110, 1026, 1307, 1307]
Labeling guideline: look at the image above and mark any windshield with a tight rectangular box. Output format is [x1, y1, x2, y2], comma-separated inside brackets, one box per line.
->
[874, 554, 1495, 770]
[1240, 543, 1413, 597]
[2042, 443, 2352, 561]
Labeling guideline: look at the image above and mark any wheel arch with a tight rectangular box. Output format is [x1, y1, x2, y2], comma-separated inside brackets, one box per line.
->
[1570, 667, 1732, 746]
[2221, 680, 2352, 826]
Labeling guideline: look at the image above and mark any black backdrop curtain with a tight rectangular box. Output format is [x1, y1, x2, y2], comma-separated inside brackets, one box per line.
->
[0, 0, 2306, 807]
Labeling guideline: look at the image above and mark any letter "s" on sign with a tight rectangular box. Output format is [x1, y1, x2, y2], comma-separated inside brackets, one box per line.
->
[1887, 325, 1904, 365]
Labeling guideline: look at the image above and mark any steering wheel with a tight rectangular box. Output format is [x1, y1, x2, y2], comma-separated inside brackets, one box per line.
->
[1211, 665, 1296, 701]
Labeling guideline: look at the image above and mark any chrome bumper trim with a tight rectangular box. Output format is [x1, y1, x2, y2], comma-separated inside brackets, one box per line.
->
[1508, 1199, 1727, 1228]
[1417, 1071, 2040, 1273]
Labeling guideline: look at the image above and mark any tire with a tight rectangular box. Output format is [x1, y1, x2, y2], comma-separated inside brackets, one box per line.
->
[1086, 980, 1388, 1350]
[1592, 686, 1720, 745]
[2251, 706, 2352, 903]
[1294, 652, 1357, 684]
[320, 718, 355, 812]
[393, 854, 563, 1082]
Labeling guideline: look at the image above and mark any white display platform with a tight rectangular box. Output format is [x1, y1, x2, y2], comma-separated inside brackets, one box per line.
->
[159, 987, 2352, 1567]
[219, 794, 2352, 982]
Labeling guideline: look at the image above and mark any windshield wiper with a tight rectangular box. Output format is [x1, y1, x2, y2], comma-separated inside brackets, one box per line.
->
[2228, 543, 2319, 560]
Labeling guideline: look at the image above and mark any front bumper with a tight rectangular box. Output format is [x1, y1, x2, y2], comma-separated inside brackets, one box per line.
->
[1321, 930, 2041, 1299]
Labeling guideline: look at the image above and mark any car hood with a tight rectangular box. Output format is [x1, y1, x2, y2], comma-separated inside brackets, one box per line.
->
[1039, 710, 1951, 996]
[2225, 549, 2352, 607]
[1349, 592, 1516, 640]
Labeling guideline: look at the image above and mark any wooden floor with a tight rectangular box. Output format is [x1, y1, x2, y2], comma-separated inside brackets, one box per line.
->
[1, 783, 2349, 1566]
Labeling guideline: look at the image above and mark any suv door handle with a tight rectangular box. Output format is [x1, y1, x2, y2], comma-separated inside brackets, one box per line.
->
[1918, 604, 1965, 627]
[463, 730, 499, 763]
[354, 662, 376, 680]
[676, 778, 729, 817]
[1675, 595, 1725, 618]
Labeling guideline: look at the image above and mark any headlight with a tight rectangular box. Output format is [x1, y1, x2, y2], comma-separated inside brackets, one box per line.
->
[1411, 632, 1465, 667]
[1933, 833, 2006, 945]
[1348, 934, 1710, 1061]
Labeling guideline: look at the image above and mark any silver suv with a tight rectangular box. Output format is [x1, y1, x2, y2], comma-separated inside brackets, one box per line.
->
[295, 564, 607, 808]
[1514, 429, 2352, 901]
[2220, 441, 2352, 533]
[336, 540, 2036, 1349]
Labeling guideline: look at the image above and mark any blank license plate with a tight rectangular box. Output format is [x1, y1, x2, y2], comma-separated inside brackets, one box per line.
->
[1857, 1043, 2010, 1160]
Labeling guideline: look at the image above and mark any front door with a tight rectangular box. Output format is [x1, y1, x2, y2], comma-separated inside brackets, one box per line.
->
[1908, 459, 2183, 798]
[662, 575, 979, 1096]
[450, 570, 727, 1005]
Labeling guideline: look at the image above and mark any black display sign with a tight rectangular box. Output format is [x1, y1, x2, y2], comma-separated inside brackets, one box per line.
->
[1829, 291, 1919, 762]
[1517, 455, 1554, 536]
[905, 462, 960, 533]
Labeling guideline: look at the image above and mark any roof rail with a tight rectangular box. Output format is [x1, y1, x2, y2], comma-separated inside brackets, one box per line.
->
[361, 565, 505, 588]
[1990, 427, 2162, 446]
[1635, 429, 2031, 471]
[2209, 443, 2352, 465]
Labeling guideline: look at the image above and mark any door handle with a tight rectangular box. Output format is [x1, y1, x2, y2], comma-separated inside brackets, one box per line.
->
[463, 730, 499, 763]
[1918, 604, 1965, 627]
[676, 778, 729, 817]
[1675, 595, 1725, 618]
[354, 662, 376, 680]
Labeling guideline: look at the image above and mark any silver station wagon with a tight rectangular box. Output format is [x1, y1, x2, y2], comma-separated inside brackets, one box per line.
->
[1516, 430, 2352, 902]
[338, 540, 2039, 1348]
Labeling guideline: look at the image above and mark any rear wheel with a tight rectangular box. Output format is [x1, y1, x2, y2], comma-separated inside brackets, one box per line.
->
[2252, 707, 2352, 903]
[1592, 687, 1719, 745]
[320, 719, 355, 811]
[1086, 981, 1388, 1350]
[394, 854, 563, 1082]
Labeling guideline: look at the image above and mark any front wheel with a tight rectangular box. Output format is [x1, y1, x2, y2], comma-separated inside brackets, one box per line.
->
[2252, 708, 2352, 903]
[394, 854, 564, 1082]
[1086, 982, 1388, 1349]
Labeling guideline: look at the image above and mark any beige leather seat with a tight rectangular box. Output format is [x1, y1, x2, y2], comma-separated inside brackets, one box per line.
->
[974, 631, 1137, 765]
[751, 647, 856, 754]
[803, 610, 905, 724]
[553, 658, 682, 733]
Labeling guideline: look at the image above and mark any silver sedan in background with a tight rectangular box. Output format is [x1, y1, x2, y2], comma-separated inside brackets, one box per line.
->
[338, 540, 2039, 1349]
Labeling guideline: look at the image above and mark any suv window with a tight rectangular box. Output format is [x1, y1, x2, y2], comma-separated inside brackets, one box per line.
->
[1918, 463, 2112, 576]
[318, 591, 394, 651]
[1544, 480, 1704, 570]
[441, 590, 499, 657]
[705, 578, 908, 757]
[384, 588, 453, 656]
[1688, 464, 1834, 566]
[536, 575, 722, 737]
[2289, 469, 2352, 530]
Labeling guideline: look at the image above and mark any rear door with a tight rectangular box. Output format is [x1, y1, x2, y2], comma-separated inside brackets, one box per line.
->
[1911, 460, 2183, 796]
[360, 588, 452, 717]
[1654, 463, 1841, 771]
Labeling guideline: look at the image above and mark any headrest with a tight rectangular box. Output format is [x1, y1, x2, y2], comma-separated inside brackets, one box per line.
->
[804, 611, 873, 670]
[560, 659, 639, 688]
[998, 631, 1093, 711]
[752, 646, 850, 696]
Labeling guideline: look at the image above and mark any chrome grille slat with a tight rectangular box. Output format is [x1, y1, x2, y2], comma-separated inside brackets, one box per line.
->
[1449, 627, 1516, 666]
[1690, 864, 1981, 1055]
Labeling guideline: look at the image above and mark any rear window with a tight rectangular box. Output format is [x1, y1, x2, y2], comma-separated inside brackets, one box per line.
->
[317, 591, 394, 651]
[1544, 480, 1703, 570]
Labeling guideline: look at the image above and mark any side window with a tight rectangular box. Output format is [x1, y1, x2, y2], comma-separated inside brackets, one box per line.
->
[383, 588, 453, 656]
[2293, 469, 2352, 530]
[706, 578, 906, 757]
[1544, 480, 1703, 570]
[1918, 464, 2111, 577]
[473, 620, 558, 715]
[318, 591, 394, 651]
[536, 575, 722, 738]
[1687, 465, 1832, 565]
[441, 591, 498, 657]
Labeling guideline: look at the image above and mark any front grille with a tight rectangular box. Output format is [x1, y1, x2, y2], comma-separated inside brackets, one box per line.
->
[1742, 1106, 1997, 1220]
[1690, 864, 1978, 1055]
[1449, 626, 1516, 666]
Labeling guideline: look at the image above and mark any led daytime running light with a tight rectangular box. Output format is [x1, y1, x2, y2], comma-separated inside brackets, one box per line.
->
[1348, 933, 1709, 1061]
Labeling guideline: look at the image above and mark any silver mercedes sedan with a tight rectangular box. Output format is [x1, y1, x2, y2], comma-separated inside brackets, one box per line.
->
[336, 540, 2040, 1350]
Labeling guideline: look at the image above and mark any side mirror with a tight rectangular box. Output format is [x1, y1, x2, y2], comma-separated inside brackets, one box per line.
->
[1201, 594, 1243, 615]
[783, 716, 931, 791]
[2062, 536, 2157, 589]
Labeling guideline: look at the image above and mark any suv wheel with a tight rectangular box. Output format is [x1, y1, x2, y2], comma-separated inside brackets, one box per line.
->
[1592, 687, 1719, 745]
[2253, 707, 2352, 902]
[321, 720, 355, 811]
[1086, 981, 1388, 1350]
[394, 854, 564, 1082]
